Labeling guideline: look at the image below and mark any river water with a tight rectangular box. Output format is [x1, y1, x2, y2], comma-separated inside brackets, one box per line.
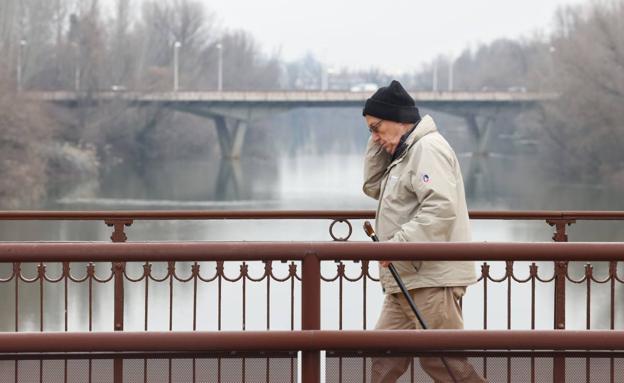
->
[2, 113, 624, 335]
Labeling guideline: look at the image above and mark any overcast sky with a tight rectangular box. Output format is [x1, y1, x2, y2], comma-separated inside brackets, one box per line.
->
[203, 0, 584, 73]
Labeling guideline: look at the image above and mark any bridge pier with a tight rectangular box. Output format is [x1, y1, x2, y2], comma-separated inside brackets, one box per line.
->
[214, 116, 248, 159]
[172, 104, 287, 159]
[464, 113, 495, 157]
[463, 153, 495, 202]
[172, 106, 251, 158]
[215, 159, 243, 200]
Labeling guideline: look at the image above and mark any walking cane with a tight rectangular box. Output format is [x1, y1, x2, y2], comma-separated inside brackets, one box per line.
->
[363, 221, 459, 383]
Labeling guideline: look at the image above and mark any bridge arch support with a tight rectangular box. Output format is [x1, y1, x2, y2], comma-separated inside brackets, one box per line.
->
[213, 116, 247, 159]
[171, 104, 290, 159]
[463, 113, 495, 157]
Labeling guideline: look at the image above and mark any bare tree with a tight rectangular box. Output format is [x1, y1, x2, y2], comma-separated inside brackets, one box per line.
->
[541, 1, 624, 183]
[203, 30, 281, 91]
[0, 70, 54, 208]
[133, 0, 215, 89]
[108, 0, 133, 85]
[0, 0, 19, 60]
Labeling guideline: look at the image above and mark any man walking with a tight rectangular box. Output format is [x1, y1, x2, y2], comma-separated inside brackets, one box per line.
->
[362, 80, 485, 382]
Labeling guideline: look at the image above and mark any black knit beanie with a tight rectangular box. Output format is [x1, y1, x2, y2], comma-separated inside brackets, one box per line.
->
[362, 80, 420, 123]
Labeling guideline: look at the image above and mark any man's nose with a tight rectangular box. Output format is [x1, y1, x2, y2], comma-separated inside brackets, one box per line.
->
[372, 132, 380, 142]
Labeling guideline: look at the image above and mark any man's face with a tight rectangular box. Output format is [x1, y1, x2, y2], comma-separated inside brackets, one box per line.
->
[365, 115, 406, 154]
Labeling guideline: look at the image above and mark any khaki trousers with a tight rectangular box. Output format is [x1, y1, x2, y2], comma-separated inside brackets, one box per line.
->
[371, 287, 487, 383]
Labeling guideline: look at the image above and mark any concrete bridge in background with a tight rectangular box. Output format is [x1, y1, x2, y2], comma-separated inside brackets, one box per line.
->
[27, 91, 557, 158]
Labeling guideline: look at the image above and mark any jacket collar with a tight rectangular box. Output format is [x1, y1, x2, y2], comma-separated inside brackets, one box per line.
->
[388, 115, 438, 167]
[404, 114, 438, 147]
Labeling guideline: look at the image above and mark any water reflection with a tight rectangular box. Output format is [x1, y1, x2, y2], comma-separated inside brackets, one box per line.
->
[463, 153, 497, 205]
[49, 156, 282, 209]
[216, 160, 244, 200]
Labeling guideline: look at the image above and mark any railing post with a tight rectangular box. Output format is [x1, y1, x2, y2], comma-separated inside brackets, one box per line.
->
[113, 261, 125, 383]
[548, 219, 573, 383]
[105, 219, 133, 243]
[547, 219, 575, 243]
[302, 252, 321, 383]
[552, 260, 567, 383]
[106, 219, 131, 383]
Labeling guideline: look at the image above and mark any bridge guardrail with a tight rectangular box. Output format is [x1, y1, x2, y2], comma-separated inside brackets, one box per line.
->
[2, 209, 624, 242]
[1, 241, 624, 382]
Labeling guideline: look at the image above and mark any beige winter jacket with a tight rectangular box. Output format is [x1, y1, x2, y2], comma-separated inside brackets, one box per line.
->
[363, 115, 477, 295]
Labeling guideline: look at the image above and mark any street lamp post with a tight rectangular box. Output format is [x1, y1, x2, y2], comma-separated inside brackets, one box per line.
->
[72, 42, 80, 92]
[17, 40, 27, 92]
[321, 67, 337, 91]
[216, 42, 223, 91]
[448, 57, 455, 92]
[173, 41, 181, 91]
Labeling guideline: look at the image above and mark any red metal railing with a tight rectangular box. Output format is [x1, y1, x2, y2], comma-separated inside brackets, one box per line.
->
[2, 209, 624, 242]
[4, 329, 624, 353]
[2, 210, 624, 382]
[2, 241, 624, 382]
[3, 331, 624, 382]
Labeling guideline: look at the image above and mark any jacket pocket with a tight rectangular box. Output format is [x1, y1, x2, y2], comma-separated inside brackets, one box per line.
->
[451, 286, 466, 300]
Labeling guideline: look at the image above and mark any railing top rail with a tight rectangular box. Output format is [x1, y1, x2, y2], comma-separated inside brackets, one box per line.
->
[1, 210, 624, 221]
[1, 330, 623, 353]
[0, 210, 374, 220]
[1, 242, 624, 262]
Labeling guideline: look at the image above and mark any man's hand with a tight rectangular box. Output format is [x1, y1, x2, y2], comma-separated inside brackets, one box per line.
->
[379, 261, 391, 267]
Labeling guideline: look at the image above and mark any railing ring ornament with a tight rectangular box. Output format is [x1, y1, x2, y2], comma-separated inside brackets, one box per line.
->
[329, 219, 353, 241]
